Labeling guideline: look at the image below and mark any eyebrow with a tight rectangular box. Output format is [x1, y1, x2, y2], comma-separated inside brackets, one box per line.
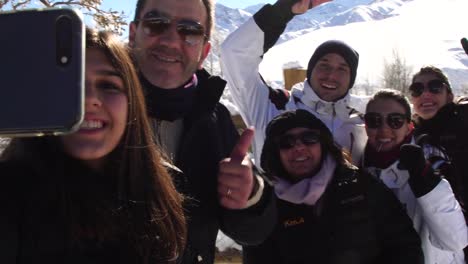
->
[97, 69, 122, 79]
[318, 57, 349, 68]
[143, 10, 166, 19]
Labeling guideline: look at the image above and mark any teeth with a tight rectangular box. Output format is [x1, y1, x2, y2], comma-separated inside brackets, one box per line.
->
[81, 120, 103, 129]
[378, 138, 391, 143]
[156, 54, 178, 63]
[322, 83, 336, 89]
[294, 157, 307, 162]
[421, 103, 434, 107]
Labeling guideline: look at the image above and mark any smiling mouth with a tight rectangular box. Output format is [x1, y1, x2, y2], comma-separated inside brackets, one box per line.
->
[152, 52, 181, 63]
[421, 102, 436, 107]
[321, 83, 337, 90]
[80, 120, 104, 130]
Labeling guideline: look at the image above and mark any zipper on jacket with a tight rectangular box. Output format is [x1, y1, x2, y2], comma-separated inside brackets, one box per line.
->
[349, 132, 355, 157]
[331, 103, 336, 133]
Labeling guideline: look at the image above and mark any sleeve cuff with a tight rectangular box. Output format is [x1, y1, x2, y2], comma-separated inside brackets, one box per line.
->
[245, 174, 265, 208]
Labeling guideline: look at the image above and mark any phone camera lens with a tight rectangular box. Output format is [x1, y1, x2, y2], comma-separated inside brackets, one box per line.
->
[56, 15, 72, 67]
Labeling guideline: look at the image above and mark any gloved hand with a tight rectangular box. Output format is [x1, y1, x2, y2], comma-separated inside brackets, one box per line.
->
[461, 38, 468, 55]
[399, 144, 441, 197]
[268, 88, 290, 110]
[274, 0, 306, 12]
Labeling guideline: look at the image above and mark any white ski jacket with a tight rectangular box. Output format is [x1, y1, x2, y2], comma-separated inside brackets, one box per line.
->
[365, 144, 468, 264]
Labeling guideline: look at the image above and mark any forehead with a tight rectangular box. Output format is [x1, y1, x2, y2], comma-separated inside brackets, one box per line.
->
[283, 127, 317, 135]
[367, 98, 406, 114]
[413, 72, 439, 83]
[317, 53, 349, 67]
[86, 48, 112, 71]
[139, 0, 207, 24]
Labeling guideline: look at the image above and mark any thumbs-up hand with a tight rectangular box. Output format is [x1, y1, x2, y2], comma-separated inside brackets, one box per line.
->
[218, 128, 255, 210]
[461, 38, 468, 55]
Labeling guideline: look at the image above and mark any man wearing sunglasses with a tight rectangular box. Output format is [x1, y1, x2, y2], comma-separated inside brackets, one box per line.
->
[411, 66, 468, 220]
[220, 0, 367, 166]
[128, 0, 276, 263]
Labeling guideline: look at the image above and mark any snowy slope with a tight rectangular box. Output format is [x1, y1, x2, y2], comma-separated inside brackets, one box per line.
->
[258, 0, 468, 96]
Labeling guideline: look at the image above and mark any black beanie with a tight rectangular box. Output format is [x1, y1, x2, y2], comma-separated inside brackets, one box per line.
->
[265, 109, 331, 140]
[306, 40, 359, 89]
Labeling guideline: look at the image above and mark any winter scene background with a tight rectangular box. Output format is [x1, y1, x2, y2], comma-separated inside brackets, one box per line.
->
[207, 0, 468, 116]
[206, 0, 468, 256]
[1, 0, 467, 261]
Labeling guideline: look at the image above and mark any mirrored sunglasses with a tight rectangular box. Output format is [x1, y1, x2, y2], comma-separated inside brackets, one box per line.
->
[277, 131, 320, 150]
[409, 79, 446, 97]
[364, 112, 407, 130]
[135, 16, 207, 46]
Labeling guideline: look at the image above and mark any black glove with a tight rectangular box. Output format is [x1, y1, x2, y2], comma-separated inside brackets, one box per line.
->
[462, 38, 468, 55]
[268, 88, 290, 110]
[272, 0, 303, 22]
[399, 144, 441, 197]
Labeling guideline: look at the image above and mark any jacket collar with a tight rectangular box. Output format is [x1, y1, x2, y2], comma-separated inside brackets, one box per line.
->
[367, 161, 409, 189]
[291, 81, 356, 120]
[193, 69, 227, 113]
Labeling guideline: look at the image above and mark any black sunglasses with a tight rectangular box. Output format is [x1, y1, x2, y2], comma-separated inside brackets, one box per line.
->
[364, 112, 408, 130]
[277, 131, 320, 150]
[135, 16, 207, 46]
[409, 79, 447, 97]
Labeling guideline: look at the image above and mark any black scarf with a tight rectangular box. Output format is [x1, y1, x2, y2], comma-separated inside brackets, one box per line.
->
[140, 74, 197, 121]
[364, 132, 413, 169]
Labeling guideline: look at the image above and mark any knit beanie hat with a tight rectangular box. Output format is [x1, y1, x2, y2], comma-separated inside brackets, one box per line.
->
[306, 40, 359, 89]
[265, 109, 331, 140]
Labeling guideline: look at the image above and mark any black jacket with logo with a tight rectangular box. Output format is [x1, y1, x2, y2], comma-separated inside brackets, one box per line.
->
[243, 166, 423, 264]
[413, 101, 468, 216]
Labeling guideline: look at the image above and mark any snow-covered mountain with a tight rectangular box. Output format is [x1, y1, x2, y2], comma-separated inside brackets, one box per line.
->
[258, 0, 468, 96]
[208, 0, 468, 105]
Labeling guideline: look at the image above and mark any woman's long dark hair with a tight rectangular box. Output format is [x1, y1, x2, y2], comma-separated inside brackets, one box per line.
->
[1, 28, 186, 263]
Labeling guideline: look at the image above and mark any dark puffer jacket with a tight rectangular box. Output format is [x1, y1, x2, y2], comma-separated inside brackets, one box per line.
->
[413, 101, 468, 216]
[145, 69, 276, 264]
[243, 165, 423, 264]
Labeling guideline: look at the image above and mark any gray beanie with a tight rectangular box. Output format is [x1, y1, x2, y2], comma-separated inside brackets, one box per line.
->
[306, 40, 359, 89]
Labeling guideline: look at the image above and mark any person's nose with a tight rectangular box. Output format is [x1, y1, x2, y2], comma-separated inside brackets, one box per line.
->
[420, 87, 432, 98]
[291, 139, 307, 150]
[158, 23, 183, 46]
[85, 84, 102, 108]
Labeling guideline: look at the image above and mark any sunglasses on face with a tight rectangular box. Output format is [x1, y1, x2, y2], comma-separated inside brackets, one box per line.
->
[277, 131, 320, 150]
[135, 16, 207, 46]
[409, 79, 447, 97]
[364, 112, 408, 130]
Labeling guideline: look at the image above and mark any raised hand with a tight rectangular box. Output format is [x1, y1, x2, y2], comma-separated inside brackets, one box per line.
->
[399, 144, 427, 176]
[461, 38, 468, 55]
[218, 128, 255, 209]
[275, 0, 331, 15]
[400, 144, 441, 197]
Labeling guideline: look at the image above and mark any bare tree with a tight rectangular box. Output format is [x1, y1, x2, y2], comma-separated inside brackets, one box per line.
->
[0, 0, 127, 35]
[354, 77, 374, 96]
[382, 48, 412, 96]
